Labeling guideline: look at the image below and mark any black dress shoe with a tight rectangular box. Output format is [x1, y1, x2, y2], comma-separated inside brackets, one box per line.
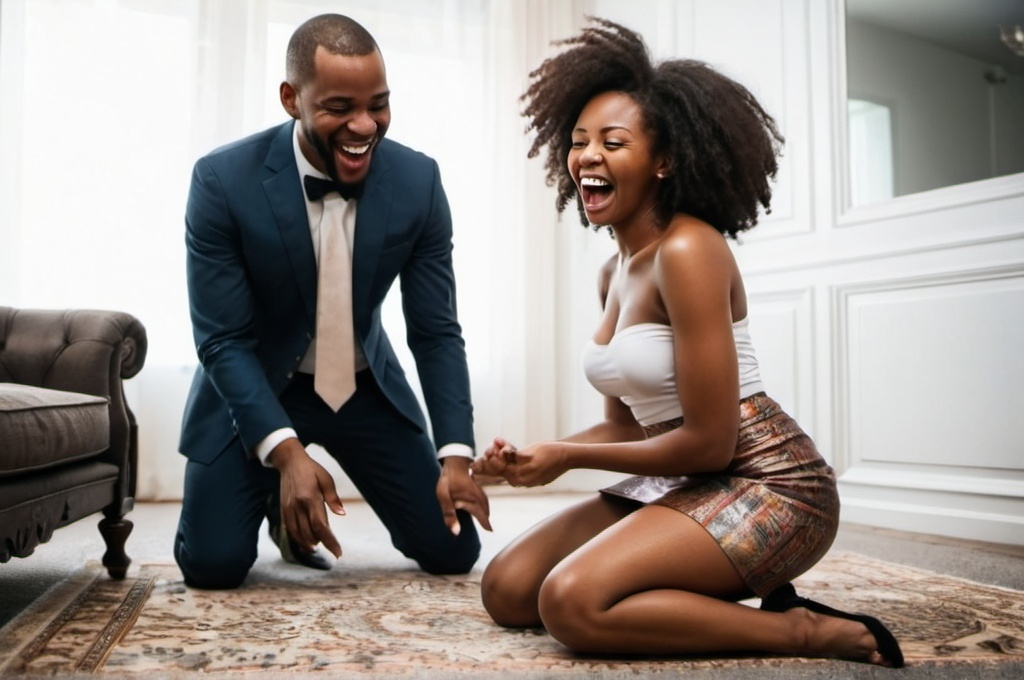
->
[266, 496, 333, 571]
[760, 583, 904, 668]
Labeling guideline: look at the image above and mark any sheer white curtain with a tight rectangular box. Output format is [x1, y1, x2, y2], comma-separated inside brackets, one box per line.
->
[0, 0, 604, 499]
[0, 0, 202, 499]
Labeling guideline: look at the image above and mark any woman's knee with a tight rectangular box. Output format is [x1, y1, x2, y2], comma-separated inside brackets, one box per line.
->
[480, 553, 544, 628]
[537, 567, 602, 651]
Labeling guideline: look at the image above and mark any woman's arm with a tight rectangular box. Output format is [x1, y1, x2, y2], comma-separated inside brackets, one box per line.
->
[562, 395, 646, 444]
[489, 219, 742, 486]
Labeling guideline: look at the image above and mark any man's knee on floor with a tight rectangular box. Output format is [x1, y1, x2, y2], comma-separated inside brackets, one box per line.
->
[405, 533, 481, 576]
[181, 566, 249, 590]
[175, 537, 254, 590]
[388, 512, 481, 575]
[416, 551, 479, 575]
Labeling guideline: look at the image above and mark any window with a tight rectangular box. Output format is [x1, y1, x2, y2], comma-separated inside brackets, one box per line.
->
[847, 98, 894, 207]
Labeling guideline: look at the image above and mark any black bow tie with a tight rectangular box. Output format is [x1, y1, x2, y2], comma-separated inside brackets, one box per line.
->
[303, 175, 364, 202]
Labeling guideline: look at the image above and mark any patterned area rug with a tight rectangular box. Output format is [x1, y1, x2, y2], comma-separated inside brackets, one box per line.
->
[1, 551, 1022, 677]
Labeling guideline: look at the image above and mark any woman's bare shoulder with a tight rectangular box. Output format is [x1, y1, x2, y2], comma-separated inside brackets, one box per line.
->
[657, 215, 734, 267]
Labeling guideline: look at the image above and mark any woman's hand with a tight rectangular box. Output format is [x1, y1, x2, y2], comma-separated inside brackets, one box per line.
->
[470, 436, 515, 480]
[471, 436, 568, 488]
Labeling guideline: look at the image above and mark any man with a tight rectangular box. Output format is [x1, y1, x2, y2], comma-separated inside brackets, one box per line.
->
[175, 13, 490, 589]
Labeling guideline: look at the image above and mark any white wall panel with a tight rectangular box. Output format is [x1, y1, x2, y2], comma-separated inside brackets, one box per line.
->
[589, 0, 684, 57]
[692, 0, 811, 239]
[746, 287, 815, 433]
[835, 266, 1024, 472]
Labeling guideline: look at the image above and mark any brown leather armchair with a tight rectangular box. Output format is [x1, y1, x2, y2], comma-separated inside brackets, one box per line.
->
[0, 306, 147, 578]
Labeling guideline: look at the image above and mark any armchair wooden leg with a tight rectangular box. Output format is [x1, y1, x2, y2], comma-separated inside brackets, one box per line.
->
[99, 516, 134, 579]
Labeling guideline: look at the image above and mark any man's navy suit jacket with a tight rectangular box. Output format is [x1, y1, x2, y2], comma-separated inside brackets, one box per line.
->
[179, 120, 474, 464]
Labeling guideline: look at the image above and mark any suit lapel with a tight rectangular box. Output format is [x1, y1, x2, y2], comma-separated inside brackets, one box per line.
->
[263, 122, 317, 321]
[351, 142, 393, 327]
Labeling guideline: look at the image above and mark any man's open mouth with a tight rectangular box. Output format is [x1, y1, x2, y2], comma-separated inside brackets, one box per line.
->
[340, 142, 371, 156]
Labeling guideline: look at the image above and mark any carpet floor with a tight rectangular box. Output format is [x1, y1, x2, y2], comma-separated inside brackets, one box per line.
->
[2, 550, 1023, 678]
[2, 493, 1023, 679]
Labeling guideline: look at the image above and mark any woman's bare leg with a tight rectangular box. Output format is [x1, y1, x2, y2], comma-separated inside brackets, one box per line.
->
[481, 494, 634, 627]
[537, 505, 893, 666]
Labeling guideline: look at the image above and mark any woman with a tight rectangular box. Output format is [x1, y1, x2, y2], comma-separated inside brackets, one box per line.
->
[472, 18, 903, 668]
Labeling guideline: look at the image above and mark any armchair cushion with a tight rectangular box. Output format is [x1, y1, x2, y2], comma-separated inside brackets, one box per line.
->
[1, 462, 119, 512]
[0, 383, 110, 477]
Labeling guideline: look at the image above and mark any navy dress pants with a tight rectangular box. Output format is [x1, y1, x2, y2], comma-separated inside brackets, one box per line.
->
[174, 371, 481, 589]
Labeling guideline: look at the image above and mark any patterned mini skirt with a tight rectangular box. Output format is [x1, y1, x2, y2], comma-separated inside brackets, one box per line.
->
[600, 392, 840, 597]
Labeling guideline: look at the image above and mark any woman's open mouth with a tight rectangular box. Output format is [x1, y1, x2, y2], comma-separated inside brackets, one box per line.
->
[579, 175, 614, 211]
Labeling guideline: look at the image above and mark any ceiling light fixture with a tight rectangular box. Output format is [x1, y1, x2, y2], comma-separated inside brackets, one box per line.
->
[1000, 24, 1024, 57]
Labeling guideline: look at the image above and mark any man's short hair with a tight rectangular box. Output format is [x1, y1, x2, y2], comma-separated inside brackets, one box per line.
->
[286, 14, 379, 87]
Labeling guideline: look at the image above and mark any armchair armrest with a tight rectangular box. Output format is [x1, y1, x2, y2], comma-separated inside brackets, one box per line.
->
[0, 307, 146, 391]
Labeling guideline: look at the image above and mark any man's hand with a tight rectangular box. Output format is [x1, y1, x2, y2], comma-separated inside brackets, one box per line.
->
[268, 438, 345, 559]
[471, 436, 514, 479]
[436, 456, 492, 536]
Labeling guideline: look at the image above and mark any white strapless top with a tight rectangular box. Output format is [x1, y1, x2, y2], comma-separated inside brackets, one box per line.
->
[582, 318, 764, 426]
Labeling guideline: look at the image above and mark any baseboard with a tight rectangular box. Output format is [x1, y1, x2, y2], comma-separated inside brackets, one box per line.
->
[839, 496, 1024, 547]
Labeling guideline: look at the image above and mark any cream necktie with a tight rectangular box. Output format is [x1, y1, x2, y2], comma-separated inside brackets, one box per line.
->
[314, 196, 356, 411]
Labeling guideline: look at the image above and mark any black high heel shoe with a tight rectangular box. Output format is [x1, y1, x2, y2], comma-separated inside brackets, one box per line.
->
[760, 583, 905, 668]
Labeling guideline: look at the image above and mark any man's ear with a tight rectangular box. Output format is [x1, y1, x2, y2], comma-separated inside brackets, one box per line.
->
[280, 81, 299, 119]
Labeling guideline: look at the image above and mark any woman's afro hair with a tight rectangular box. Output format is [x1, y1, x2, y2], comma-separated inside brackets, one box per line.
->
[521, 17, 784, 238]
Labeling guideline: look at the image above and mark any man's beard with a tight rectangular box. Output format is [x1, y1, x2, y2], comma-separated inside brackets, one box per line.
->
[305, 127, 341, 183]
